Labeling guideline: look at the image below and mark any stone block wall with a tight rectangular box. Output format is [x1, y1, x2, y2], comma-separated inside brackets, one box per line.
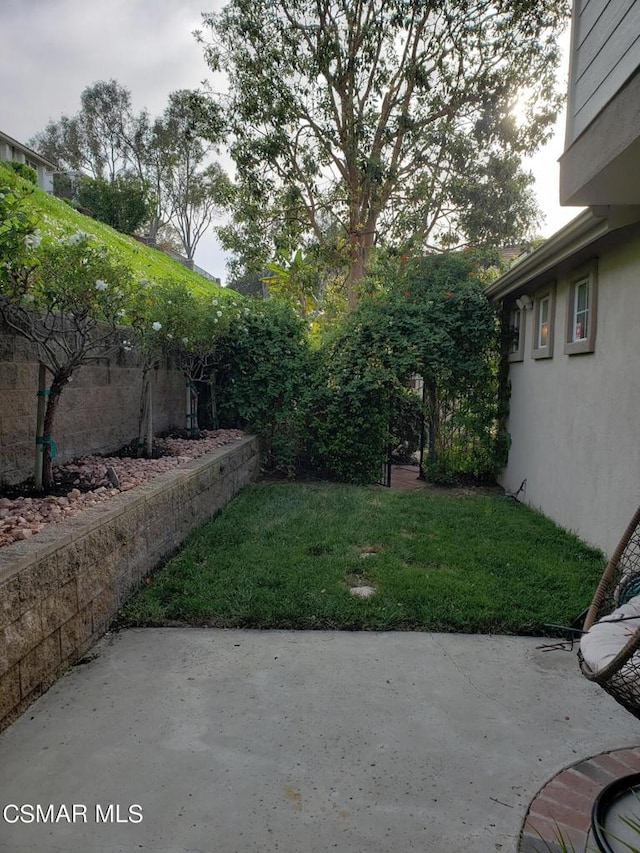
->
[0, 435, 260, 732]
[0, 320, 185, 485]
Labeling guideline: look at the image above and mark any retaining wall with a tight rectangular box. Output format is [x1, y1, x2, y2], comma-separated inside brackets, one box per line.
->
[0, 435, 260, 732]
[0, 319, 185, 485]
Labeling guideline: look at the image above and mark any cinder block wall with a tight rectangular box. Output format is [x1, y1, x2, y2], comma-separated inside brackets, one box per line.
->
[0, 321, 185, 485]
[0, 435, 260, 732]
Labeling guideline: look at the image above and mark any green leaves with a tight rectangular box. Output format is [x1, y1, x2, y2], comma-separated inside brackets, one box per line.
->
[301, 250, 504, 482]
[201, 0, 568, 292]
[262, 248, 323, 319]
[216, 299, 310, 474]
[1, 156, 504, 486]
[32, 232, 135, 323]
[0, 178, 41, 297]
[77, 174, 153, 235]
[29, 80, 232, 260]
[152, 89, 232, 259]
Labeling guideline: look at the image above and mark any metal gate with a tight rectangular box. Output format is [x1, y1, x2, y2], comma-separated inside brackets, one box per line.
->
[377, 456, 391, 487]
[376, 440, 393, 487]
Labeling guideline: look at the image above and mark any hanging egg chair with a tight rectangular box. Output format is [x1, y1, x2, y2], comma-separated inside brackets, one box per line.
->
[579, 505, 640, 720]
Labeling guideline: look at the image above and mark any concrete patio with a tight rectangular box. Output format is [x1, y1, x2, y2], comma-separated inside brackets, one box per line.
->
[0, 628, 637, 853]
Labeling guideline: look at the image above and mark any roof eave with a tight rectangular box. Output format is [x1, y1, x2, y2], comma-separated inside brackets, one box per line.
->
[0, 129, 58, 171]
[485, 209, 609, 301]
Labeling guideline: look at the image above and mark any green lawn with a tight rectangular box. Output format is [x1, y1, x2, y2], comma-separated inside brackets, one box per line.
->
[122, 482, 604, 634]
[0, 163, 226, 298]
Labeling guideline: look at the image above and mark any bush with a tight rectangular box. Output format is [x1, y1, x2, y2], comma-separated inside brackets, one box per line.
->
[302, 301, 403, 483]
[77, 175, 152, 235]
[0, 180, 40, 293]
[302, 250, 504, 485]
[2, 161, 37, 185]
[304, 376, 393, 483]
[0, 225, 136, 490]
[390, 388, 422, 463]
[53, 172, 76, 200]
[31, 238, 503, 487]
[62, 197, 93, 216]
[215, 300, 311, 475]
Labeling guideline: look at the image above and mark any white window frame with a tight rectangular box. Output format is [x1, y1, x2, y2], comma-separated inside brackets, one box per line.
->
[532, 285, 555, 360]
[565, 261, 597, 355]
[507, 303, 525, 363]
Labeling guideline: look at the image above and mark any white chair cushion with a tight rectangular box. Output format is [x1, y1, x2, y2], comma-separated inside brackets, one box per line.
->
[580, 595, 640, 675]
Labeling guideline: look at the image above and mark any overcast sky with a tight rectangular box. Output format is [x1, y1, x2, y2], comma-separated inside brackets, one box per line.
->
[1, 0, 581, 283]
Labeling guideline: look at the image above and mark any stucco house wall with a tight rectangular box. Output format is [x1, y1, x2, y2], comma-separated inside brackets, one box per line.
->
[514, 0, 640, 556]
[488, 213, 640, 557]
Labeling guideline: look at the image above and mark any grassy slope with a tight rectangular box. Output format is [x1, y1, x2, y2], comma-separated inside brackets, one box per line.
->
[123, 482, 605, 634]
[0, 163, 226, 299]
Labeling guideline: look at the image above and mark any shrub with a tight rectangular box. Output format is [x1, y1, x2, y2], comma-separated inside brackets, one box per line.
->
[215, 299, 310, 474]
[78, 175, 153, 235]
[302, 300, 403, 483]
[0, 179, 40, 292]
[2, 161, 38, 185]
[302, 250, 504, 485]
[390, 388, 422, 463]
[304, 374, 394, 483]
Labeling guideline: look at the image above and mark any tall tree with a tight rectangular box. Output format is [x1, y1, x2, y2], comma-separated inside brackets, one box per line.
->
[199, 0, 568, 307]
[29, 83, 232, 256]
[152, 90, 232, 259]
[29, 80, 145, 180]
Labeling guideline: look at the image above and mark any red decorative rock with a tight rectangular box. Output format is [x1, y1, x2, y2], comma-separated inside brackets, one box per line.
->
[0, 430, 245, 550]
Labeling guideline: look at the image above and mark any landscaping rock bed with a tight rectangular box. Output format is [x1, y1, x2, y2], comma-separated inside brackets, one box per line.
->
[0, 429, 244, 549]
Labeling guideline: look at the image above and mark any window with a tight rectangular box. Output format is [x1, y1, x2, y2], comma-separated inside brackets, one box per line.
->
[573, 280, 589, 340]
[508, 304, 525, 362]
[537, 295, 550, 347]
[565, 261, 597, 355]
[532, 285, 555, 359]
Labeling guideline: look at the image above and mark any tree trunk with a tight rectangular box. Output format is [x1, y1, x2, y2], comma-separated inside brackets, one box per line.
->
[146, 380, 153, 458]
[186, 380, 199, 436]
[146, 214, 160, 245]
[137, 366, 153, 457]
[209, 373, 218, 431]
[346, 220, 376, 310]
[347, 242, 365, 311]
[41, 374, 67, 491]
[34, 364, 47, 491]
[426, 380, 438, 463]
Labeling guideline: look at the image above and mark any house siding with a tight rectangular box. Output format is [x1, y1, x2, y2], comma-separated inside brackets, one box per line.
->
[568, 0, 640, 142]
[499, 238, 640, 557]
[0, 131, 56, 193]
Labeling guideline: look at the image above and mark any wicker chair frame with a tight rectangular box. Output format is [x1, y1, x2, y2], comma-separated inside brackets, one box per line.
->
[579, 505, 640, 719]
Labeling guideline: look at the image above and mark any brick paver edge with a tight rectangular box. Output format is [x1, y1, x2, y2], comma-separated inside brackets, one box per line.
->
[519, 747, 640, 853]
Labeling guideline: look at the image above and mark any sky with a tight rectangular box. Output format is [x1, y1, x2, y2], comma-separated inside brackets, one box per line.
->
[1, 0, 582, 285]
